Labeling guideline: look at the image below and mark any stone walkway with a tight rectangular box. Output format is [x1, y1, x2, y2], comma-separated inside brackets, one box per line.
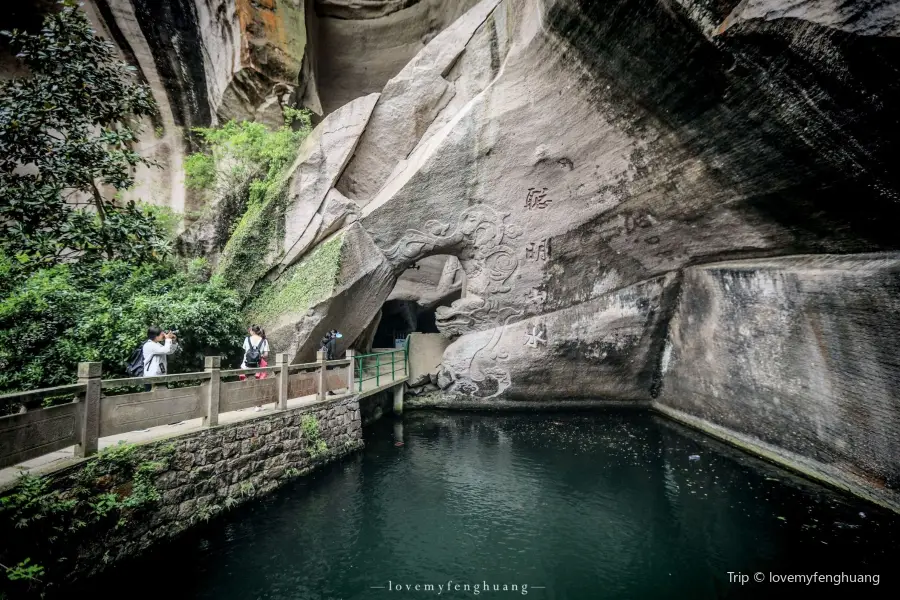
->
[0, 375, 406, 488]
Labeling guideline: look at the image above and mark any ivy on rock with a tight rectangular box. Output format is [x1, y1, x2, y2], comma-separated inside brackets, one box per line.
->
[0, 442, 174, 594]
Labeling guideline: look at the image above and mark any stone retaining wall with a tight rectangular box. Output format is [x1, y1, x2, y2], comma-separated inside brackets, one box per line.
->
[147, 396, 362, 542]
[360, 390, 394, 425]
[0, 395, 362, 585]
[656, 254, 900, 512]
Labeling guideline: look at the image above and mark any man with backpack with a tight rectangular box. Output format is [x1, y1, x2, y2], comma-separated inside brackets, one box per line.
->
[128, 327, 177, 391]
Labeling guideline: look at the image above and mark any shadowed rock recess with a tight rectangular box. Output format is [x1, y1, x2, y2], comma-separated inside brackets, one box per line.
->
[3, 0, 899, 509]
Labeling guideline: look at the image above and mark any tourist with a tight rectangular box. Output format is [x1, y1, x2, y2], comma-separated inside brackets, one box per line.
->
[322, 329, 343, 361]
[324, 330, 344, 396]
[319, 331, 333, 359]
[142, 327, 178, 391]
[241, 325, 270, 411]
[257, 328, 270, 381]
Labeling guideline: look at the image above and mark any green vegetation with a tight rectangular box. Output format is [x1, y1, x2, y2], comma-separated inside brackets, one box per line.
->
[0, 442, 172, 592]
[0, 1, 247, 406]
[2, 559, 43, 584]
[192, 502, 223, 524]
[238, 481, 256, 498]
[183, 107, 313, 295]
[244, 234, 344, 325]
[186, 107, 311, 201]
[301, 415, 328, 459]
[184, 151, 217, 190]
[0, 258, 244, 408]
[0, 1, 337, 406]
[0, 1, 167, 275]
[215, 186, 284, 296]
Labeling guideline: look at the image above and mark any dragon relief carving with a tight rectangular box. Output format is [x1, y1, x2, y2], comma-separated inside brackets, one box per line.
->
[385, 205, 522, 294]
[388, 205, 525, 399]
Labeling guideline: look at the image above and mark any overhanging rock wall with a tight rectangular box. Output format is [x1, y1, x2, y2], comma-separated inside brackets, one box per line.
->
[438, 273, 680, 401]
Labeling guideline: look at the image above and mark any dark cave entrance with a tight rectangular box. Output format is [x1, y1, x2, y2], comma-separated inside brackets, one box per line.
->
[372, 291, 462, 349]
[370, 255, 464, 349]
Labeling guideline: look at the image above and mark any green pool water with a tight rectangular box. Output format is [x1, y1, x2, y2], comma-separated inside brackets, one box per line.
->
[74, 410, 898, 599]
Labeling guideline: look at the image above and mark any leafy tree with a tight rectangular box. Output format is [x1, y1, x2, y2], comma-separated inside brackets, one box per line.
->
[0, 259, 245, 411]
[0, 0, 167, 274]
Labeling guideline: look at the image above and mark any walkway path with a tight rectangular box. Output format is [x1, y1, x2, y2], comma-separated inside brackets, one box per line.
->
[0, 374, 407, 488]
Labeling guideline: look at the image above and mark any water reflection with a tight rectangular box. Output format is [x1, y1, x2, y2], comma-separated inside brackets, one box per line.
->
[73, 411, 899, 600]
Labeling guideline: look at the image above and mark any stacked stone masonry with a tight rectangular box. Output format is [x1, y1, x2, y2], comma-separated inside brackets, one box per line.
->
[3, 395, 362, 579]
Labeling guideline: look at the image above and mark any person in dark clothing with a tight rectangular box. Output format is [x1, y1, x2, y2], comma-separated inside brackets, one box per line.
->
[322, 330, 343, 360]
[324, 330, 344, 395]
[319, 332, 333, 359]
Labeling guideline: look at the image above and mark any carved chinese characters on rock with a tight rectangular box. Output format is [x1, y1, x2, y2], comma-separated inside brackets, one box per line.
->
[525, 187, 550, 210]
[525, 239, 551, 261]
[596, 211, 658, 245]
[524, 323, 547, 348]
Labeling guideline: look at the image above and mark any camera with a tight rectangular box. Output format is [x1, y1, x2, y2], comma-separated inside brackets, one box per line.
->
[164, 329, 179, 336]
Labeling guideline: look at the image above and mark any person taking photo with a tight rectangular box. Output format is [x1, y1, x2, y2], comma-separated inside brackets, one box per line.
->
[142, 327, 178, 391]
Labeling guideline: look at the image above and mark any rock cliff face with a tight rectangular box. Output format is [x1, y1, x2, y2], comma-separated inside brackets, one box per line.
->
[203, 0, 899, 507]
[1, 0, 477, 213]
[4, 0, 900, 507]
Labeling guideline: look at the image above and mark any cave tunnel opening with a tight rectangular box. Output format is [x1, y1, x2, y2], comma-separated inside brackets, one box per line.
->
[370, 254, 464, 349]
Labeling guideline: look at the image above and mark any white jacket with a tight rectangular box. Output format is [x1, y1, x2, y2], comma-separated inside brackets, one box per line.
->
[142, 339, 177, 376]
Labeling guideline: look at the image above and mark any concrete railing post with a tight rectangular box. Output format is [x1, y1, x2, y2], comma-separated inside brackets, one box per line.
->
[346, 349, 356, 393]
[317, 350, 327, 401]
[276, 353, 289, 410]
[202, 356, 221, 428]
[75, 362, 101, 458]
[393, 383, 404, 416]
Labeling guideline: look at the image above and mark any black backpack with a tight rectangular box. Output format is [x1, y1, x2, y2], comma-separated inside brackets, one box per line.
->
[245, 337, 264, 367]
[126, 344, 145, 377]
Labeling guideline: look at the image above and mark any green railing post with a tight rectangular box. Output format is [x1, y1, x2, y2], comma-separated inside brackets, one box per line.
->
[391, 350, 395, 381]
[357, 356, 362, 392]
[376, 353, 381, 387]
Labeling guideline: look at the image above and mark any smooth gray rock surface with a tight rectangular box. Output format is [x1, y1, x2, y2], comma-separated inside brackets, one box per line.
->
[657, 253, 900, 507]
[336, 0, 505, 204]
[279, 93, 379, 273]
[314, 0, 482, 115]
[438, 274, 679, 400]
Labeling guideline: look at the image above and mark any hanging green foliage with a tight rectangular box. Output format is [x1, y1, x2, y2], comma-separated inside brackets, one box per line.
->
[0, 1, 168, 276]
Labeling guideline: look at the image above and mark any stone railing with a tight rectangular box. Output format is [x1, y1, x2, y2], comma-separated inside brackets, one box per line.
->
[0, 350, 368, 469]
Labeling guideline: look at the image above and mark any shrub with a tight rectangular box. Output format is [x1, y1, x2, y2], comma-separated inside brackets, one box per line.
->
[0, 259, 245, 410]
[184, 109, 312, 202]
[0, 442, 173, 591]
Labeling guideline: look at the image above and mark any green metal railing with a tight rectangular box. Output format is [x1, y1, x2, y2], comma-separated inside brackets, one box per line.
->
[354, 344, 408, 392]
